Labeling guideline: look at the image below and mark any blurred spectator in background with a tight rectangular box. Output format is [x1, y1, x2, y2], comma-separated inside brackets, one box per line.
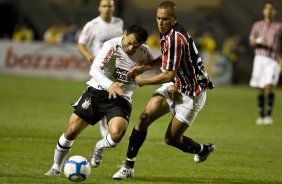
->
[222, 34, 245, 84]
[44, 24, 64, 44]
[63, 24, 79, 43]
[198, 31, 216, 53]
[77, 0, 124, 63]
[249, 1, 282, 125]
[12, 23, 33, 42]
[146, 30, 159, 49]
[198, 31, 217, 77]
[77, 0, 124, 138]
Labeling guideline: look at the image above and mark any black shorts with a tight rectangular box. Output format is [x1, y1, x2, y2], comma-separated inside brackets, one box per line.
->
[73, 87, 132, 125]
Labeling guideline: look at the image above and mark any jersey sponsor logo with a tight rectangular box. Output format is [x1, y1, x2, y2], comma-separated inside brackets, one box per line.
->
[102, 47, 114, 64]
[113, 68, 135, 84]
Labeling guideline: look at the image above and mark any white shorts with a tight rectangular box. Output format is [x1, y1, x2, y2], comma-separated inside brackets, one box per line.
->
[250, 55, 281, 88]
[154, 84, 206, 126]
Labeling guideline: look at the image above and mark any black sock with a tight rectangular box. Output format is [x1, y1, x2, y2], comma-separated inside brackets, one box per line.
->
[258, 94, 265, 118]
[266, 93, 274, 116]
[125, 128, 147, 168]
[125, 160, 135, 169]
[198, 145, 210, 156]
[180, 136, 201, 154]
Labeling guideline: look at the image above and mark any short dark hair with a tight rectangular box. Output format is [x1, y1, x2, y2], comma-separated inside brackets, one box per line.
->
[263, 1, 276, 9]
[158, 1, 176, 16]
[127, 25, 148, 43]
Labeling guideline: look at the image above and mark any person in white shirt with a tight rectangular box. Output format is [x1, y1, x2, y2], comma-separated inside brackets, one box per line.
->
[44, 25, 155, 176]
[77, 0, 124, 137]
[77, 0, 124, 62]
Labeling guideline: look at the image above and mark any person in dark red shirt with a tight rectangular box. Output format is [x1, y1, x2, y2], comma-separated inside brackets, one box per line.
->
[113, 1, 215, 180]
[249, 1, 282, 125]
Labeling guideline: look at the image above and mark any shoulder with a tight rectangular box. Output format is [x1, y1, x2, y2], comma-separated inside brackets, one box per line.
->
[140, 44, 151, 54]
[103, 37, 122, 49]
[83, 17, 100, 28]
[274, 21, 282, 28]
[253, 20, 263, 27]
[173, 25, 189, 43]
[112, 17, 124, 24]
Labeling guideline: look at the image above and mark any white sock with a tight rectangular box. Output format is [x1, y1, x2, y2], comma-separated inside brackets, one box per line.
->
[127, 157, 136, 161]
[199, 144, 204, 153]
[52, 134, 74, 171]
[96, 133, 118, 150]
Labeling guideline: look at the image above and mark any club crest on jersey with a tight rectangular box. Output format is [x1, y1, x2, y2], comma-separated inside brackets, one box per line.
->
[82, 98, 91, 109]
[113, 68, 135, 84]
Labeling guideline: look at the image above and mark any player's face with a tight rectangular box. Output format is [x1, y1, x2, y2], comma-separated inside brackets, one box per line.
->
[263, 3, 276, 20]
[156, 7, 176, 35]
[122, 33, 142, 56]
[99, 0, 114, 19]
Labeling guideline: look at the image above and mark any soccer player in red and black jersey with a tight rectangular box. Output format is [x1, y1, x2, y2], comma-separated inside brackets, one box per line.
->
[113, 1, 215, 179]
[249, 1, 282, 125]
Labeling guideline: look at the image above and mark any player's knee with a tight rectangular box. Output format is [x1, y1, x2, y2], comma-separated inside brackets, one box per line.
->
[109, 129, 125, 143]
[136, 111, 151, 130]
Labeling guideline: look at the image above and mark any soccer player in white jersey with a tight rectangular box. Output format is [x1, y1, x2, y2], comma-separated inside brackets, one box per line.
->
[77, 0, 124, 137]
[249, 1, 282, 125]
[44, 25, 154, 176]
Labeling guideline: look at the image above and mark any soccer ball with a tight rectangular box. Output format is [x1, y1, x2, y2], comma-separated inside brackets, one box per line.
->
[64, 155, 91, 182]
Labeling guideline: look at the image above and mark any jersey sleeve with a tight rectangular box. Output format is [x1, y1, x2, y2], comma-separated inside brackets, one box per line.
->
[78, 22, 93, 45]
[190, 38, 208, 79]
[89, 41, 115, 89]
[162, 34, 182, 71]
[249, 22, 258, 42]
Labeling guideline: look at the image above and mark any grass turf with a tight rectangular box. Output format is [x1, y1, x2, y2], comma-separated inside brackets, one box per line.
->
[0, 74, 281, 184]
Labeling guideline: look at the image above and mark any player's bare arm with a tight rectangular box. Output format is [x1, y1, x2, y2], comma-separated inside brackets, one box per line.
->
[77, 43, 95, 63]
[126, 56, 162, 80]
[135, 70, 175, 87]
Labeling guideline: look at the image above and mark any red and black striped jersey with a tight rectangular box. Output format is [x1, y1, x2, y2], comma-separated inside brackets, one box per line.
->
[249, 20, 282, 62]
[160, 23, 209, 96]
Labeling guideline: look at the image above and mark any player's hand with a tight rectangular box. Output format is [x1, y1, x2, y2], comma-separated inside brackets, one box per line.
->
[134, 75, 144, 87]
[167, 85, 182, 103]
[199, 78, 214, 90]
[86, 55, 95, 63]
[126, 66, 145, 80]
[108, 82, 124, 99]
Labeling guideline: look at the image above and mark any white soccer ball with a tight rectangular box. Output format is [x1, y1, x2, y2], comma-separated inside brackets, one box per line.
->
[64, 155, 91, 182]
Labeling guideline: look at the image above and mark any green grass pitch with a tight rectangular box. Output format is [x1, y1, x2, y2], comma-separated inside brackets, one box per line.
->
[0, 74, 282, 184]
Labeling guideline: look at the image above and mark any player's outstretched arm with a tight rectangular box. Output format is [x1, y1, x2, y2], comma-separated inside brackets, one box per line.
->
[77, 43, 95, 63]
[135, 70, 175, 87]
[126, 56, 162, 80]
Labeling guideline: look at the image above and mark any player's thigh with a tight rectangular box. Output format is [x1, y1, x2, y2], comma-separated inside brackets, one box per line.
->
[175, 92, 206, 126]
[145, 94, 170, 117]
[143, 84, 173, 121]
[65, 113, 89, 140]
[136, 94, 170, 129]
[264, 59, 281, 86]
